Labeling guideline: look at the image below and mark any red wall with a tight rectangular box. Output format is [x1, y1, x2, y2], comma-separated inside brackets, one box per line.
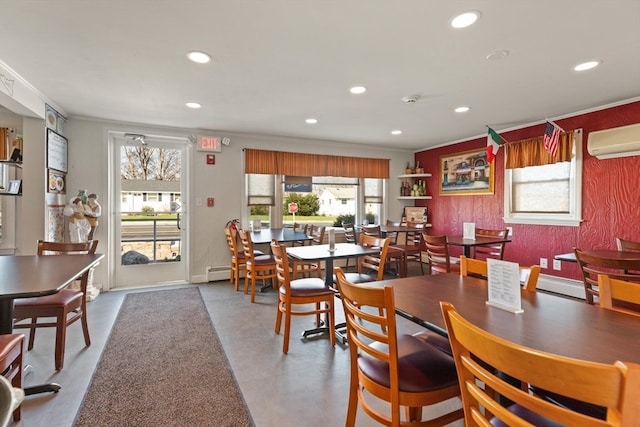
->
[414, 100, 640, 280]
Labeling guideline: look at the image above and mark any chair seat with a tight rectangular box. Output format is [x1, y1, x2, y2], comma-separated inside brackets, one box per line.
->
[412, 331, 452, 356]
[14, 289, 83, 309]
[281, 278, 335, 297]
[528, 387, 607, 420]
[359, 333, 459, 393]
[491, 404, 567, 427]
[248, 254, 275, 266]
[0, 334, 23, 362]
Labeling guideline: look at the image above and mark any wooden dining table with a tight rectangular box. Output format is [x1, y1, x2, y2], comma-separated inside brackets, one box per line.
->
[376, 273, 640, 364]
[248, 228, 312, 245]
[0, 253, 104, 395]
[446, 235, 511, 258]
[555, 249, 640, 263]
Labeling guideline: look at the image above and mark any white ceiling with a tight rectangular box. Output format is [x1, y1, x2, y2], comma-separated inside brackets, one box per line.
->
[1, 1, 639, 151]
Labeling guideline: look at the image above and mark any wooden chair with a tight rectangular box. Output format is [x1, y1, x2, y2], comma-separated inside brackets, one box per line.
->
[598, 274, 640, 316]
[292, 223, 310, 246]
[460, 256, 541, 291]
[291, 225, 325, 278]
[13, 240, 98, 371]
[616, 237, 640, 252]
[472, 227, 509, 260]
[573, 247, 640, 304]
[270, 240, 335, 354]
[338, 234, 391, 284]
[238, 229, 277, 303]
[422, 232, 459, 274]
[364, 224, 404, 277]
[441, 301, 640, 426]
[0, 334, 24, 423]
[224, 226, 248, 292]
[342, 223, 357, 269]
[389, 221, 424, 276]
[334, 268, 463, 426]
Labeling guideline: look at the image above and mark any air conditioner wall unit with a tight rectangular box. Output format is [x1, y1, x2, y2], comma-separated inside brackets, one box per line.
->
[587, 123, 640, 159]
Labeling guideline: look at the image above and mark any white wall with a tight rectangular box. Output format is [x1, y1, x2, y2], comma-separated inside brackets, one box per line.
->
[64, 117, 412, 289]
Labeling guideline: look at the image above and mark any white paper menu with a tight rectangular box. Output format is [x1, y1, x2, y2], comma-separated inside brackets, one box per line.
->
[486, 258, 523, 314]
[463, 222, 476, 240]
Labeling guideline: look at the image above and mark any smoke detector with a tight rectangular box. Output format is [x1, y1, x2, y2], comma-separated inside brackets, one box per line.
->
[402, 95, 419, 104]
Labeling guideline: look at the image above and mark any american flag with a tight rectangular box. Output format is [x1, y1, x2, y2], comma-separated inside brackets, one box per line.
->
[544, 121, 561, 157]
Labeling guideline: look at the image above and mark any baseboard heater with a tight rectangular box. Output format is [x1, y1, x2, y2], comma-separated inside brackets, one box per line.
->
[536, 274, 585, 300]
[207, 266, 232, 282]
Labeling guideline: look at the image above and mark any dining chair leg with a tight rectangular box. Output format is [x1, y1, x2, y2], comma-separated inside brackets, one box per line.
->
[81, 313, 91, 347]
[54, 314, 66, 371]
[283, 306, 292, 354]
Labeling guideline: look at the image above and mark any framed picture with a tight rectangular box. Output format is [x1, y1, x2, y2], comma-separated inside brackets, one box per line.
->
[48, 169, 66, 194]
[47, 128, 68, 173]
[439, 147, 494, 195]
[8, 179, 21, 194]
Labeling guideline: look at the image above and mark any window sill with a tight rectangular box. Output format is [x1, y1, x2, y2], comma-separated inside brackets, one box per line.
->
[503, 216, 582, 227]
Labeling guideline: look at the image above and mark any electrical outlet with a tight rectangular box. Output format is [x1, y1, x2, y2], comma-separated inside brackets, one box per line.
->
[506, 226, 513, 237]
[553, 259, 562, 270]
[540, 257, 548, 269]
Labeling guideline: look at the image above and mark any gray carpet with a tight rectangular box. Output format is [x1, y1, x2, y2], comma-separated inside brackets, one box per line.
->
[74, 287, 253, 426]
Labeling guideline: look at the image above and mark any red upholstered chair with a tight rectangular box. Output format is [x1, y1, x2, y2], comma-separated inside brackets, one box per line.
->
[291, 225, 325, 278]
[363, 224, 404, 277]
[389, 221, 424, 276]
[270, 240, 335, 354]
[224, 226, 248, 292]
[422, 232, 459, 274]
[13, 240, 98, 371]
[0, 334, 24, 422]
[334, 268, 463, 426]
[472, 227, 509, 260]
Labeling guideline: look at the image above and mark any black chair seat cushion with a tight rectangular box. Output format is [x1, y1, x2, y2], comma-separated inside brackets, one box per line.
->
[14, 289, 82, 309]
[281, 278, 336, 298]
[491, 404, 565, 427]
[358, 333, 458, 393]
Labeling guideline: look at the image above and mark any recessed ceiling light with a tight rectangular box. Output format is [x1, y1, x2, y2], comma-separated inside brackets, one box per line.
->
[305, 118, 318, 124]
[187, 51, 211, 64]
[454, 106, 470, 113]
[391, 130, 402, 135]
[573, 60, 601, 71]
[451, 11, 480, 29]
[349, 86, 367, 94]
[185, 102, 201, 109]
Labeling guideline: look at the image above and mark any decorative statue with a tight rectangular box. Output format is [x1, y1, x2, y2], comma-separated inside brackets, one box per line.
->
[64, 197, 91, 242]
[84, 193, 102, 240]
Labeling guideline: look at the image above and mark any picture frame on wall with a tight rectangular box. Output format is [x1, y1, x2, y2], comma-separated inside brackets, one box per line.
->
[47, 128, 68, 173]
[439, 147, 494, 196]
[48, 169, 66, 194]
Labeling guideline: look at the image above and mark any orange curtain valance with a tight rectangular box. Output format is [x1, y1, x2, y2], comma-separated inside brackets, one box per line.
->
[244, 149, 389, 179]
[505, 130, 574, 169]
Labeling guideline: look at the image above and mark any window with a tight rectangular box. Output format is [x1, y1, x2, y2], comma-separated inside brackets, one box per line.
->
[504, 129, 582, 226]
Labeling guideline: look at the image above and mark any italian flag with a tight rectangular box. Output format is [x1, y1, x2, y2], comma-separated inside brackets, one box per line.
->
[487, 127, 503, 162]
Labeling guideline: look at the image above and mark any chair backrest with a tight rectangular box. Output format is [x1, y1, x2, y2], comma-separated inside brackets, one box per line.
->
[422, 233, 453, 273]
[309, 225, 325, 246]
[270, 239, 291, 290]
[384, 220, 399, 243]
[404, 221, 423, 248]
[574, 248, 640, 304]
[342, 223, 356, 244]
[441, 301, 640, 426]
[616, 237, 640, 252]
[37, 240, 98, 256]
[356, 234, 390, 281]
[473, 227, 508, 260]
[362, 225, 381, 237]
[598, 274, 640, 317]
[237, 229, 256, 262]
[460, 255, 541, 291]
[223, 227, 240, 258]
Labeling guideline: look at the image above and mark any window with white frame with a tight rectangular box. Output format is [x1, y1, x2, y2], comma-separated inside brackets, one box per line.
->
[503, 129, 582, 226]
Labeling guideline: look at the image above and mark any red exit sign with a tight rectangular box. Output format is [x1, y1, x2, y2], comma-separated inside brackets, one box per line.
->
[196, 136, 221, 152]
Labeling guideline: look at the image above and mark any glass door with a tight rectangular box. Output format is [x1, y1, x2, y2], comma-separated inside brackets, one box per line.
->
[111, 132, 188, 288]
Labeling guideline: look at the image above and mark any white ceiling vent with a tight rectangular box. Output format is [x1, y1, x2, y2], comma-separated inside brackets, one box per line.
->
[587, 123, 640, 159]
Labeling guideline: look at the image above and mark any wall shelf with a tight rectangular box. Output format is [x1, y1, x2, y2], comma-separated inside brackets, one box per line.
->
[397, 173, 432, 179]
[0, 160, 23, 196]
[398, 196, 432, 200]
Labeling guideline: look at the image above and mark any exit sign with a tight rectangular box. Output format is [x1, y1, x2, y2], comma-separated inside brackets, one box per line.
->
[196, 136, 222, 152]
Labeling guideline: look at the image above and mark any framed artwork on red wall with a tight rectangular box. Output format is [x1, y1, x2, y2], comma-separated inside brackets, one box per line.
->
[439, 147, 494, 196]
